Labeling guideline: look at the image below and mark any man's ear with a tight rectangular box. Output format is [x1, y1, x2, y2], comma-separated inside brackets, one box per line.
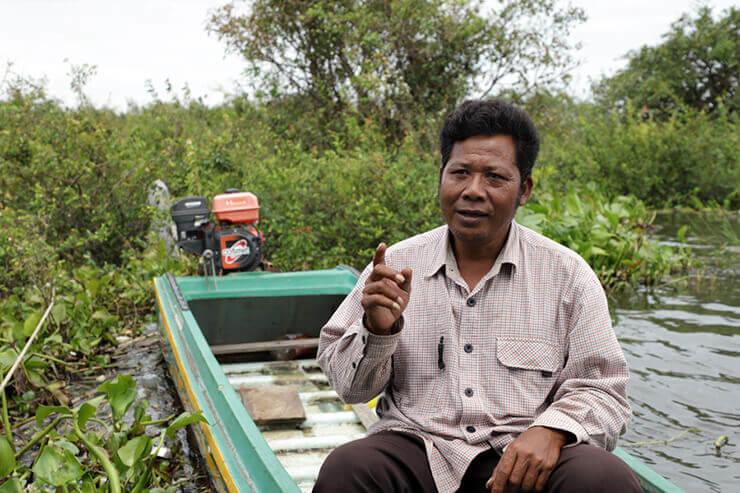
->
[519, 176, 533, 206]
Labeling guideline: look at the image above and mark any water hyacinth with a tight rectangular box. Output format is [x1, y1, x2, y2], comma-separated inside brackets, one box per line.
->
[1, 373, 206, 492]
[517, 186, 689, 289]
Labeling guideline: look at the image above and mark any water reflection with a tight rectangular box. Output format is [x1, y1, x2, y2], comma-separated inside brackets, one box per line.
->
[612, 211, 739, 492]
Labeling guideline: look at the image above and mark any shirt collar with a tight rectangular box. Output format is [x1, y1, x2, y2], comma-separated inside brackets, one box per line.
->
[424, 220, 521, 279]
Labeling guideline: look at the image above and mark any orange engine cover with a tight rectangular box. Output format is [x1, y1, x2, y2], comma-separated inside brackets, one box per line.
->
[212, 192, 260, 224]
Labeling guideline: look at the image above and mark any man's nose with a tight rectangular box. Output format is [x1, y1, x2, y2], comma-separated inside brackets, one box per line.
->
[462, 174, 485, 200]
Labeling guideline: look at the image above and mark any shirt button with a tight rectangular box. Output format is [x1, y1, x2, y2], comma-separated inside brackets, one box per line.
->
[352, 362, 356, 368]
[466, 297, 476, 307]
[361, 336, 367, 344]
[466, 425, 476, 433]
[464, 343, 473, 353]
[464, 387, 474, 397]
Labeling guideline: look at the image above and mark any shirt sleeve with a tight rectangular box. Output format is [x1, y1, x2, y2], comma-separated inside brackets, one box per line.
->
[531, 266, 631, 450]
[317, 262, 402, 404]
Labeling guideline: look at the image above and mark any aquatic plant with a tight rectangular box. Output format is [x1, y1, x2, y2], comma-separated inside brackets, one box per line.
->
[0, 373, 205, 492]
[517, 186, 690, 288]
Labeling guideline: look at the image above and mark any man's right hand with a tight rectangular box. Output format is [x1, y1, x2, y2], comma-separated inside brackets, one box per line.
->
[361, 243, 412, 335]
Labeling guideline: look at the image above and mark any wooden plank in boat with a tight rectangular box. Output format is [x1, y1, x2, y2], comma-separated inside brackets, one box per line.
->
[211, 337, 320, 355]
[239, 385, 307, 426]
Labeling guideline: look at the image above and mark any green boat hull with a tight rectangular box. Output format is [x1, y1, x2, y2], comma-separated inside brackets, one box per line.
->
[154, 268, 683, 492]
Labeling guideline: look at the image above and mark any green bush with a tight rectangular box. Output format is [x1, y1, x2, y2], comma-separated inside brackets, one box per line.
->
[532, 97, 739, 208]
[0, 93, 159, 266]
[0, 90, 695, 286]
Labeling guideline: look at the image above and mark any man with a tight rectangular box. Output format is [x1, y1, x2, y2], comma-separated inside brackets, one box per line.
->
[314, 99, 641, 493]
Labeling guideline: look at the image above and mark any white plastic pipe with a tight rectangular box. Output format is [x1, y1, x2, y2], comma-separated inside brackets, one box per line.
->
[268, 434, 365, 452]
[302, 411, 359, 427]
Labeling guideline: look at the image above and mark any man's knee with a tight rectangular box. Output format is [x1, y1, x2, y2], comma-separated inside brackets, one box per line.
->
[313, 437, 392, 493]
[549, 445, 642, 493]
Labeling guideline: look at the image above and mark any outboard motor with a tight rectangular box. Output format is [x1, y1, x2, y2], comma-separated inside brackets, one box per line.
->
[170, 189, 264, 275]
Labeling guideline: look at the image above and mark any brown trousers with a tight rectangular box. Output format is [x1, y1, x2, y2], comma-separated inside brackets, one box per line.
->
[313, 431, 642, 493]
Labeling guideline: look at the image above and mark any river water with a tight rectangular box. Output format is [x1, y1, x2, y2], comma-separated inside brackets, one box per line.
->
[613, 211, 739, 492]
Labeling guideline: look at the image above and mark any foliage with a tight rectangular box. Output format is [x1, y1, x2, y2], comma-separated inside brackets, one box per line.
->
[0, 241, 188, 408]
[0, 374, 205, 492]
[0, 86, 160, 266]
[517, 186, 688, 288]
[0, 241, 194, 490]
[0, 208, 58, 299]
[209, 0, 585, 137]
[595, 6, 739, 117]
[0, 86, 695, 284]
[528, 93, 740, 209]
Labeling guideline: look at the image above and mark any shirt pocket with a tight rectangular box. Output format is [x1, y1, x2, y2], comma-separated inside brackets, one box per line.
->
[493, 337, 562, 418]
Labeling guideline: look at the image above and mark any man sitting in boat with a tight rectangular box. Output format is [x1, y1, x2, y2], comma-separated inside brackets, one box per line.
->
[314, 99, 641, 493]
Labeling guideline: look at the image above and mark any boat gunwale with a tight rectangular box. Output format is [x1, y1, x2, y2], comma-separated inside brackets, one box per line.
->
[155, 276, 301, 493]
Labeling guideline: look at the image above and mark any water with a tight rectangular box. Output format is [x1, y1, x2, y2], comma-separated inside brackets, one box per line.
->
[613, 211, 739, 492]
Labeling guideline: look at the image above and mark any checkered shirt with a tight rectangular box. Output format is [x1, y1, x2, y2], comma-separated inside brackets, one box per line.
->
[318, 221, 631, 493]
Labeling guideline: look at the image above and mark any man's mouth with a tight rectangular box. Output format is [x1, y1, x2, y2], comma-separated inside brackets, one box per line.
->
[456, 209, 489, 218]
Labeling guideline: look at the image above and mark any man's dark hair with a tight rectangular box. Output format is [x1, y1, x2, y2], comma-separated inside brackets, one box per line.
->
[439, 99, 540, 181]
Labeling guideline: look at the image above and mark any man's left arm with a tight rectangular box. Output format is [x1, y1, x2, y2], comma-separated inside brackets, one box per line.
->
[488, 268, 630, 493]
[530, 269, 631, 450]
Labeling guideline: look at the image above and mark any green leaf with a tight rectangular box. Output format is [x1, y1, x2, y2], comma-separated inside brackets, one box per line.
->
[117, 435, 152, 468]
[31, 446, 83, 486]
[54, 439, 80, 455]
[589, 246, 608, 257]
[0, 479, 23, 493]
[26, 292, 44, 306]
[0, 437, 16, 477]
[24, 355, 47, 370]
[97, 374, 136, 422]
[36, 405, 72, 426]
[677, 224, 689, 243]
[565, 191, 583, 215]
[20, 390, 35, 402]
[80, 478, 96, 493]
[51, 303, 67, 324]
[22, 311, 42, 337]
[133, 400, 148, 425]
[0, 348, 17, 373]
[91, 309, 114, 323]
[165, 411, 208, 438]
[76, 395, 105, 428]
[25, 368, 46, 387]
[107, 431, 127, 453]
[78, 336, 102, 353]
[45, 333, 63, 345]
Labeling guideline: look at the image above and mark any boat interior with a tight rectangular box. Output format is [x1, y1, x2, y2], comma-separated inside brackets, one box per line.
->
[189, 294, 345, 361]
[188, 290, 372, 492]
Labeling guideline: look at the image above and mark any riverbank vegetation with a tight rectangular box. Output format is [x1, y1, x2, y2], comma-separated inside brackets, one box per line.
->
[0, 2, 736, 490]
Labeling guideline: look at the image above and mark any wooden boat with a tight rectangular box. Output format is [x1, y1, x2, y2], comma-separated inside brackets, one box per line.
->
[154, 268, 684, 493]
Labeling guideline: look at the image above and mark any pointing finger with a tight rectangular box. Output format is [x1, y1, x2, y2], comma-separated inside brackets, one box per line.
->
[373, 243, 386, 267]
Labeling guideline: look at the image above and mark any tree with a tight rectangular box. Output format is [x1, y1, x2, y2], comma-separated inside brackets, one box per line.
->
[595, 6, 739, 117]
[208, 0, 585, 134]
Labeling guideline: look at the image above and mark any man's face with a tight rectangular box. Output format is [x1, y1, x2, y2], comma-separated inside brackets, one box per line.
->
[439, 135, 532, 250]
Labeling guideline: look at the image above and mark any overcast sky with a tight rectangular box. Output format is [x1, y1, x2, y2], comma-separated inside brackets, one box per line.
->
[0, 0, 736, 110]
